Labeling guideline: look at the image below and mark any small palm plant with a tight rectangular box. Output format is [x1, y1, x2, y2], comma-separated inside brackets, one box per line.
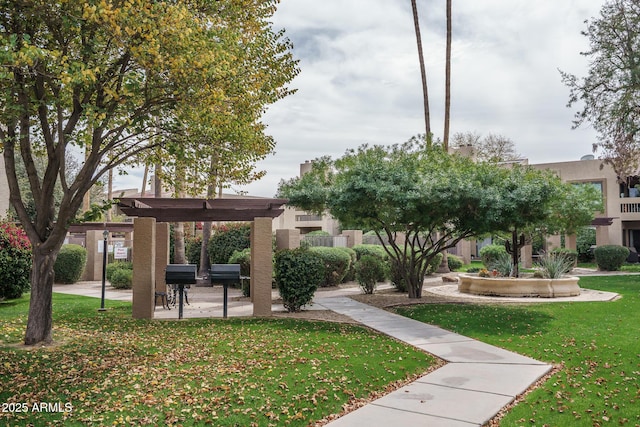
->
[535, 251, 574, 279]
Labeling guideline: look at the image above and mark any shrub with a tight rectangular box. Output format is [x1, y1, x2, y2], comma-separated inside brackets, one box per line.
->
[185, 235, 202, 265]
[577, 227, 596, 262]
[447, 254, 464, 271]
[110, 268, 133, 289]
[53, 244, 87, 284]
[0, 223, 32, 300]
[594, 245, 629, 271]
[352, 244, 388, 261]
[106, 261, 133, 282]
[487, 252, 515, 277]
[229, 248, 251, 297]
[550, 247, 578, 267]
[479, 244, 508, 267]
[336, 247, 357, 282]
[309, 247, 352, 286]
[535, 251, 574, 279]
[355, 255, 385, 294]
[208, 223, 251, 265]
[306, 230, 330, 236]
[274, 248, 324, 312]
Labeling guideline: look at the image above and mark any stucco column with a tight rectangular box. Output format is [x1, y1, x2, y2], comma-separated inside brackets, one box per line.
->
[546, 235, 562, 251]
[155, 222, 170, 302]
[595, 226, 610, 246]
[83, 230, 103, 281]
[276, 229, 300, 250]
[342, 230, 363, 248]
[521, 244, 533, 268]
[132, 217, 156, 319]
[251, 217, 272, 317]
[565, 234, 577, 251]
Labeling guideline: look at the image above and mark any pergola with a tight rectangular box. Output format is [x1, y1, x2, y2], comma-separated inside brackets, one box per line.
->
[116, 197, 288, 319]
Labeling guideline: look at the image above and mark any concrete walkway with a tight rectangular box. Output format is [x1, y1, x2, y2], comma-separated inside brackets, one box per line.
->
[54, 279, 617, 425]
[315, 297, 552, 426]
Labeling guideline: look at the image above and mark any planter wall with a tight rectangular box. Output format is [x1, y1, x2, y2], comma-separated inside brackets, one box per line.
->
[458, 274, 580, 298]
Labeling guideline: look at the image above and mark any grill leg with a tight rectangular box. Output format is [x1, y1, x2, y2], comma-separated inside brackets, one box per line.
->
[178, 284, 184, 319]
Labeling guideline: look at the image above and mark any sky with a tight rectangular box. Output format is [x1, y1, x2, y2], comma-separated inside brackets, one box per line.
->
[115, 0, 607, 198]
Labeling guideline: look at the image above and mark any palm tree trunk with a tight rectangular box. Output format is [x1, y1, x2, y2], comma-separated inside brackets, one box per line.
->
[443, 0, 452, 151]
[411, 0, 431, 145]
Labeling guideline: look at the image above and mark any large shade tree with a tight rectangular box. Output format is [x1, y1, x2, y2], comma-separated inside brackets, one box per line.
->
[279, 141, 596, 298]
[561, 0, 640, 181]
[0, 0, 297, 345]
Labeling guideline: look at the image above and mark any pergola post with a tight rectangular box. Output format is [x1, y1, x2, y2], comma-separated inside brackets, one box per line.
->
[132, 217, 156, 319]
[251, 217, 273, 317]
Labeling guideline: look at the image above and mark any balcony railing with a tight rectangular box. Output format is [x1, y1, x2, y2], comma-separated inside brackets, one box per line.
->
[295, 214, 323, 222]
[620, 203, 640, 213]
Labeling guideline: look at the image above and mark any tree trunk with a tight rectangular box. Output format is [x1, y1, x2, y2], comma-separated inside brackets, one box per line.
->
[199, 222, 212, 277]
[411, 0, 431, 143]
[443, 0, 452, 151]
[174, 221, 186, 263]
[106, 167, 113, 221]
[24, 249, 56, 345]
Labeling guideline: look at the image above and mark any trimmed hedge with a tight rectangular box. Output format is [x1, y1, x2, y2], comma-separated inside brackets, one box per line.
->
[185, 235, 202, 265]
[479, 244, 508, 267]
[447, 254, 464, 271]
[0, 223, 32, 300]
[53, 244, 87, 284]
[274, 248, 324, 312]
[336, 247, 357, 282]
[229, 248, 251, 297]
[352, 244, 388, 261]
[309, 246, 352, 286]
[355, 255, 385, 294]
[594, 245, 629, 271]
[107, 261, 133, 289]
[208, 223, 251, 265]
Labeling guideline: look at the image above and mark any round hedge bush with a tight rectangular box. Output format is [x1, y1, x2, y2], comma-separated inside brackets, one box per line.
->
[185, 235, 202, 265]
[594, 245, 629, 271]
[0, 223, 32, 300]
[208, 223, 251, 265]
[106, 261, 133, 282]
[447, 254, 464, 271]
[110, 268, 133, 289]
[229, 248, 251, 297]
[479, 244, 508, 267]
[53, 244, 87, 284]
[336, 247, 357, 282]
[355, 255, 386, 294]
[352, 244, 388, 261]
[274, 248, 324, 312]
[309, 246, 352, 286]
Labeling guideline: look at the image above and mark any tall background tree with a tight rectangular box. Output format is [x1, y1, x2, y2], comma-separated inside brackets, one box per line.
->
[443, 0, 452, 150]
[561, 0, 640, 182]
[411, 0, 431, 145]
[0, 0, 298, 345]
[451, 132, 522, 162]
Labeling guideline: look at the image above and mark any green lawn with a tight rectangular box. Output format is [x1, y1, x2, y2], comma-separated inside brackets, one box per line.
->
[396, 275, 640, 426]
[0, 294, 435, 426]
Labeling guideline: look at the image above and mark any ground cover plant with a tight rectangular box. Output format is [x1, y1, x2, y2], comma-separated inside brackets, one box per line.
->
[0, 294, 434, 426]
[395, 275, 640, 426]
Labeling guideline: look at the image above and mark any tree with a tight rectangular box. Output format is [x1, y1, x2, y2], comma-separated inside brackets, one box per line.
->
[443, 0, 452, 150]
[451, 132, 522, 162]
[279, 140, 572, 298]
[0, 0, 297, 345]
[411, 0, 431, 145]
[561, 0, 640, 182]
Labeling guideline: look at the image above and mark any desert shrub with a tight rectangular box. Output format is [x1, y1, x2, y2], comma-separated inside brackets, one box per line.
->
[185, 235, 202, 265]
[309, 246, 352, 286]
[447, 254, 464, 271]
[352, 244, 388, 261]
[594, 245, 629, 271]
[0, 223, 32, 300]
[106, 261, 133, 282]
[306, 230, 330, 236]
[576, 227, 596, 262]
[479, 244, 508, 267]
[535, 251, 574, 279]
[550, 247, 578, 267]
[208, 223, 251, 265]
[336, 247, 357, 282]
[228, 248, 251, 297]
[274, 248, 324, 312]
[53, 244, 87, 284]
[355, 255, 386, 294]
[487, 252, 515, 277]
[110, 268, 133, 289]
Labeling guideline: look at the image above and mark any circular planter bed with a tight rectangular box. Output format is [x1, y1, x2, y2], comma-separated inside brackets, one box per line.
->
[458, 273, 581, 298]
